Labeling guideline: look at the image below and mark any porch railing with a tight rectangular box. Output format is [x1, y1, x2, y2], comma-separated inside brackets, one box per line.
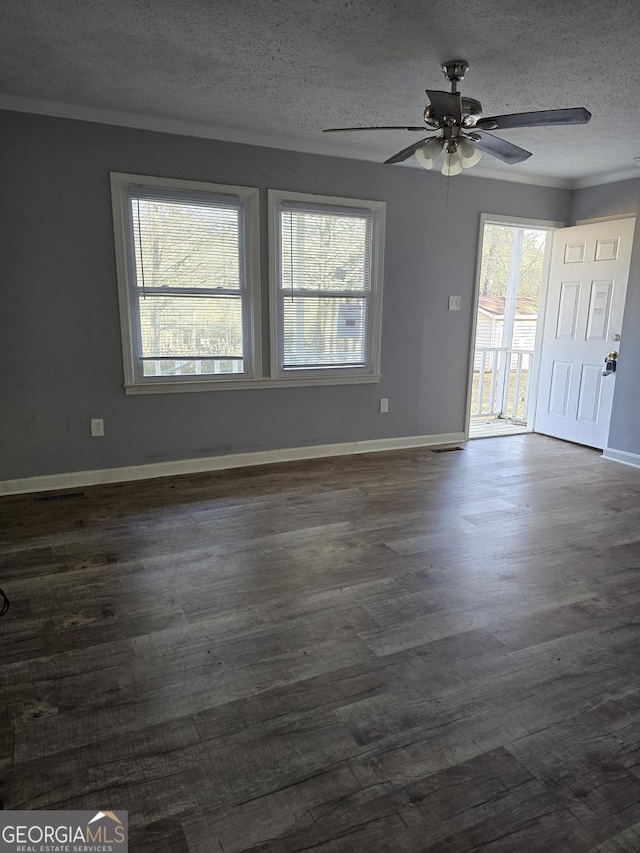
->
[472, 347, 534, 423]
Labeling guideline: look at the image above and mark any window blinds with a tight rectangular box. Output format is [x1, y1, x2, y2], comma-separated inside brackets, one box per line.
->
[279, 204, 372, 369]
[129, 191, 246, 377]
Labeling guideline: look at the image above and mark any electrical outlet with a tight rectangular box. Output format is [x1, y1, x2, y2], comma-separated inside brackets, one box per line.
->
[90, 418, 104, 437]
[448, 295, 461, 311]
[379, 398, 389, 413]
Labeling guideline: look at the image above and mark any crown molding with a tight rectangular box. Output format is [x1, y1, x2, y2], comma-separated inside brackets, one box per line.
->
[572, 168, 640, 189]
[0, 94, 636, 192]
[453, 164, 572, 189]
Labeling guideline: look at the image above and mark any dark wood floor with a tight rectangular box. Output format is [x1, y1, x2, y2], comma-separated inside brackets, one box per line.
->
[2, 435, 640, 852]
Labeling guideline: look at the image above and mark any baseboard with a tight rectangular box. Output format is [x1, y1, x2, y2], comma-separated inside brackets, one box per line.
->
[602, 446, 640, 469]
[0, 432, 467, 496]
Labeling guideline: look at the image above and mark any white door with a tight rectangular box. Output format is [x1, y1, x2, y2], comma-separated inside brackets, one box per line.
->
[534, 217, 635, 449]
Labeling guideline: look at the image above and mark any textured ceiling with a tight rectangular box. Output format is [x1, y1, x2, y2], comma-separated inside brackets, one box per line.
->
[2, 0, 640, 184]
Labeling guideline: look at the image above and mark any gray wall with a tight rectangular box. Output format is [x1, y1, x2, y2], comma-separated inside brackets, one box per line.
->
[2, 110, 574, 481]
[570, 179, 640, 456]
[568, 179, 640, 225]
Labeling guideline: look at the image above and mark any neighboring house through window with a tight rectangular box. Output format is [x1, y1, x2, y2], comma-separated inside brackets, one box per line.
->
[269, 190, 385, 382]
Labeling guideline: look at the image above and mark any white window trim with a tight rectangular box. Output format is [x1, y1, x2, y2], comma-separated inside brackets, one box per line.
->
[110, 172, 261, 394]
[268, 189, 385, 383]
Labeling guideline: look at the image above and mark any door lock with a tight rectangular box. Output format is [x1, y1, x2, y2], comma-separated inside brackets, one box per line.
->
[603, 351, 619, 376]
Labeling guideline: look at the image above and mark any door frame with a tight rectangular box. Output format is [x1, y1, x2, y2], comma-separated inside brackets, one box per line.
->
[465, 213, 562, 438]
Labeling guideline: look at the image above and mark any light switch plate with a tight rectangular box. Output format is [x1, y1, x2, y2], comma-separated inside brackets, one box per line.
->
[448, 296, 461, 311]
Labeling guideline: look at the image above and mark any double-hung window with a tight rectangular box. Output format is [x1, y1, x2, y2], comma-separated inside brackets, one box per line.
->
[110, 173, 260, 393]
[269, 190, 385, 382]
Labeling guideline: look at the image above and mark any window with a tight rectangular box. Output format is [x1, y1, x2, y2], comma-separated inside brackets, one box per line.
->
[111, 178, 385, 393]
[110, 173, 260, 393]
[269, 190, 385, 381]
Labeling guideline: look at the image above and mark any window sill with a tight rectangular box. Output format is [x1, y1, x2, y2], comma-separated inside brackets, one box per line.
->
[124, 374, 381, 394]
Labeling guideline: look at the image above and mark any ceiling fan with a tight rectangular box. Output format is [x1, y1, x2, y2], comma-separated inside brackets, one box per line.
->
[323, 60, 591, 175]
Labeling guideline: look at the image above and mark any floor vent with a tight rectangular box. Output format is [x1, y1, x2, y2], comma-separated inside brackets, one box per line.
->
[432, 447, 464, 453]
[33, 491, 86, 504]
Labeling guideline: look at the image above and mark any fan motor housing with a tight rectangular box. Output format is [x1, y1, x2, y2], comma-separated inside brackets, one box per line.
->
[461, 97, 483, 126]
[424, 96, 483, 128]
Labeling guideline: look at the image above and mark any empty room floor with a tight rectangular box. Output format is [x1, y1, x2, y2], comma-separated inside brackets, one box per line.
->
[2, 434, 640, 852]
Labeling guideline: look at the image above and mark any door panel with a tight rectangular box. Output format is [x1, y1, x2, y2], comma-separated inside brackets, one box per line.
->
[586, 281, 612, 341]
[556, 282, 580, 338]
[535, 217, 635, 449]
[549, 361, 572, 417]
[576, 364, 602, 424]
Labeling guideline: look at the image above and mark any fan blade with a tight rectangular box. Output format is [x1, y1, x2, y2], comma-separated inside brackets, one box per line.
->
[323, 125, 427, 133]
[384, 137, 434, 165]
[425, 90, 462, 123]
[476, 107, 591, 130]
[467, 131, 532, 164]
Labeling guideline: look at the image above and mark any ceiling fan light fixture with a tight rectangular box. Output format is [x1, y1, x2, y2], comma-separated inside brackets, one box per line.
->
[441, 149, 463, 176]
[457, 137, 484, 168]
[323, 61, 590, 174]
[414, 138, 443, 170]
